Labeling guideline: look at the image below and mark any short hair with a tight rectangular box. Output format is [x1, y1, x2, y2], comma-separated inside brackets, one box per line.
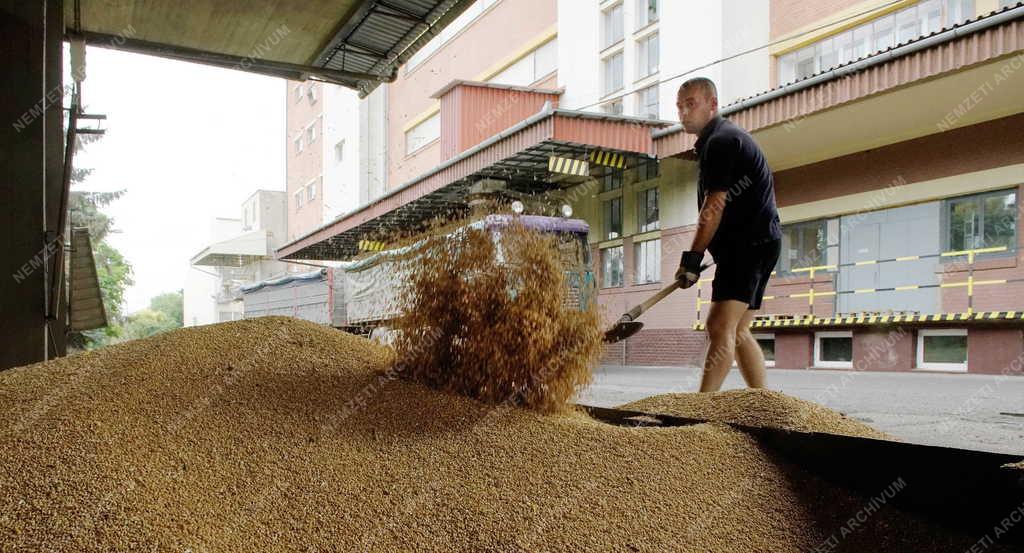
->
[678, 77, 718, 100]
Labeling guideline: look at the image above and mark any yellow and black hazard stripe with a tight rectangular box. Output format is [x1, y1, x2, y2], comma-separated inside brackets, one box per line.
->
[588, 150, 626, 169]
[693, 311, 1024, 330]
[548, 156, 589, 176]
[358, 239, 387, 252]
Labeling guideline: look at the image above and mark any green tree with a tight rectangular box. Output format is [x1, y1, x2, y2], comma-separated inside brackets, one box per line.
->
[67, 133, 134, 350]
[120, 309, 178, 341]
[149, 290, 184, 327]
[69, 190, 125, 243]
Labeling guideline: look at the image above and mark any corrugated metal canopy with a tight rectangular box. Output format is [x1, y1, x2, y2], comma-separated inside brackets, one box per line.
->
[65, 0, 475, 95]
[277, 108, 668, 261]
[190, 229, 269, 268]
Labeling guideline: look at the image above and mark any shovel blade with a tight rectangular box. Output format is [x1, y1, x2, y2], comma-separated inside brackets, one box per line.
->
[603, 320, 644, 344]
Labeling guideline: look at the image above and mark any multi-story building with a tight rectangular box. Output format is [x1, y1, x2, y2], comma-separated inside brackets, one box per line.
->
[186, 190, 288, 325]
[285, 80, 361, 243]
[279, 0, 1024, 375]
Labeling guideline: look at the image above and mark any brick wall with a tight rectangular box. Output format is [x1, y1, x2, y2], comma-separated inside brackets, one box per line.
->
[600, 328, 707, 367]
[853, 327, 914, 371]
[967, 327, 1024, 375]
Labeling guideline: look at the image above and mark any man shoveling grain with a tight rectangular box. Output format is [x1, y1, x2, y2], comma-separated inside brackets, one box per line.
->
[675, 77, 781, 393]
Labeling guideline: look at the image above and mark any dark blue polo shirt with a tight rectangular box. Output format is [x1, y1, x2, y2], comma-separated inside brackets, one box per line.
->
[694, 114, 781, 255]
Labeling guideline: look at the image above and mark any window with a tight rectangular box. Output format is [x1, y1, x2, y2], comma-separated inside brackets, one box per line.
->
[307, 84, 317, 104]
[405, 112, 440, 155]
[916, 329, 968, 372]
[636, 0, 659, 27]
[778, 219, 839, 273]
[636, 33, 659, 78]
[601, 99, 624, 115]
[294, 134, 304, 153]
[636, 159, 659, 182]
[752, 333, 776, 367]
[603, 197, 622, 240]
[491, 39, 559, 86]
[637, 187, 659, 232]
[308, 179, 317, 202]
[306, 122, 317, 144]
[637, 85, 658, 119]
[602, 52, 624, 95]
[602, 3, 624, 49]
[602, 169, 623, 191]
[335, 139, 345, 163]
[601, 246, 624, 288]
[815, 331, 853, 368]
[776, 1, 974, 85]
[634, 239, 661, 284]
[872, 13, 895, 51]
[294, 190, 304, 209]
[947, 0, 974, 23]
[944, 189, 1017, 254]
[294, 84, 303, 103]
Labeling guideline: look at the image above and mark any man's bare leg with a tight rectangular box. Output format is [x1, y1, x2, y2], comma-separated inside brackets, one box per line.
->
[734, 309, 767, 388]
[700, 300, 750, 392]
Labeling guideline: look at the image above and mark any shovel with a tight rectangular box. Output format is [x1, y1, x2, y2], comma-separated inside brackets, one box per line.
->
[602, 262, 713, 343]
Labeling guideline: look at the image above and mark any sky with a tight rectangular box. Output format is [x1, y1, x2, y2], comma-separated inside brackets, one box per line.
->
[72, 47, 285, 313]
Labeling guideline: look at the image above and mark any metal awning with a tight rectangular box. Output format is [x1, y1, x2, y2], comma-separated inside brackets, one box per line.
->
[191, 229, 269, 267]
[277, 107, 671, 261]
[64, 0, 475, 96]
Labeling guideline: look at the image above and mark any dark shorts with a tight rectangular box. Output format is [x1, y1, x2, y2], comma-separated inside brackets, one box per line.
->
[710, 239, 781, 310]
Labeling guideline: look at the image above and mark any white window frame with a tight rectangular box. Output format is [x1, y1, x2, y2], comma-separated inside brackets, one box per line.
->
[637, 84, 658, 119]
[601, 2, 624, 50]
[601, 98, 624, 115]
[752, 333, 776, 367]
[602, 51, 624, 96]
[634, 238, 661, 285]
[294, 134, 304, 153]
[637, 186, 659, 233]
[307, 84, 317, 104]
[601, 245, 624, 288]
[306, 122, 317, 144]
[916, 329, 968, 372]
[294, 84, 303, 103]
[636, 0, 659, 28]
[814, 331, 854, 369]
[294, 190, 304, 209]
[307, 178, 318, 202]
[636, 33, 659, 79]
[405, 112, 441, 155]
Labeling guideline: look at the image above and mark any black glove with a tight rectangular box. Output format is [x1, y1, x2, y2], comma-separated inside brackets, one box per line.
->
[675, 251, 704, 288]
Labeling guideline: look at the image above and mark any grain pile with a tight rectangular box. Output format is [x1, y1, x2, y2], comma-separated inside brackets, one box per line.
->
[619, 388, 892, 439]
[0, 317, 1012, 552]
[389, 222, 602, 412]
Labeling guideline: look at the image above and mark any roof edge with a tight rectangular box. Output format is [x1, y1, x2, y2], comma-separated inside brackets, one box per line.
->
[430, 79, 565, 99]
[652, 3, 1024, 140]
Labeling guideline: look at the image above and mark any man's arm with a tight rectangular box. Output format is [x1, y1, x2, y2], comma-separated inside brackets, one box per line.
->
[676, 189, 727, 286]
[690, 189, 728, 253]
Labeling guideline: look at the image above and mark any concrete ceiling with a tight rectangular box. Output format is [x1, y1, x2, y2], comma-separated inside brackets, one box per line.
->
[755, 55, 1024, 172]
[65, 0, 359, 64]
[63, 0, 474, 95]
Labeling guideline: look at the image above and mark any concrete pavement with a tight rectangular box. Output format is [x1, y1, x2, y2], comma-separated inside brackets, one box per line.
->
[577, 365, 1024, 455]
